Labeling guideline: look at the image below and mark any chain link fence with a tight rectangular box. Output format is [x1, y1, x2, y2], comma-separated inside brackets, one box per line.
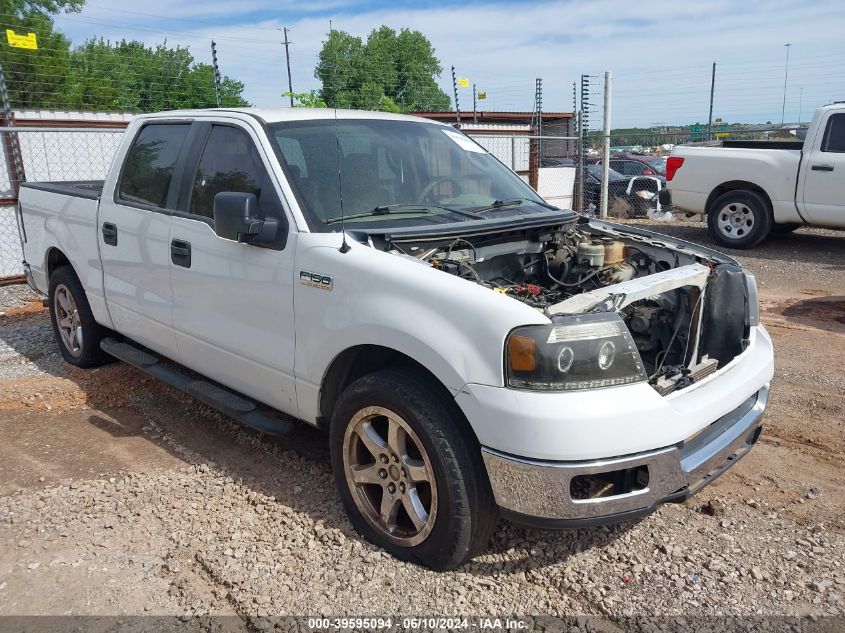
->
[0, 124, 127, 280]
[466, 133, 578, 208]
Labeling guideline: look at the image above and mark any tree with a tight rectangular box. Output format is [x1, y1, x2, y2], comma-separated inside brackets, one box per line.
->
[0, 1, 249, 112]
[0, 0, 82, 108]
[283, 90, 326, 108]
[315, 26, 451, 113]
[65, 39, 249, 111]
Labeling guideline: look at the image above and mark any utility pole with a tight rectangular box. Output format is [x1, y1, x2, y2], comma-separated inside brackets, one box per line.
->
[781, 43, 791, 125]
[599, 71, 612, 219]
[451, 66, 461, 124]
[707, 62, 716, 141]
[472, 83, 477, 123]
[280, 27, 294, 107]
[210, 40, 221, 107]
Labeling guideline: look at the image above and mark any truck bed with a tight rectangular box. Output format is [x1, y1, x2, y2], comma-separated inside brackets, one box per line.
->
[20, 180, 104, 200]
[721, 140, 803, 150]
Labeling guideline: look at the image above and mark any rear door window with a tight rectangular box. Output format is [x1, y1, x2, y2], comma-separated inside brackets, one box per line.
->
[822, 113, 845, 152]
[118, 124, 191, 208]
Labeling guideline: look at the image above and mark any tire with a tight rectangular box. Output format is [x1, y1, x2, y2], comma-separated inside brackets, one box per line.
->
[771, 222, 802, 234]
[48, 265, 110, 368]
[707, 190, 772, 249]
[329, 369, 497, 570]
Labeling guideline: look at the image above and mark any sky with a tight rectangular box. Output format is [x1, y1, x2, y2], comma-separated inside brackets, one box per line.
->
[51, 0, 845, 128]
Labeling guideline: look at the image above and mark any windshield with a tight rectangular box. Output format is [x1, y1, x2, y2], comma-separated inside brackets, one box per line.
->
[586, 164, 627, 182]
[269, 119, 549, 231]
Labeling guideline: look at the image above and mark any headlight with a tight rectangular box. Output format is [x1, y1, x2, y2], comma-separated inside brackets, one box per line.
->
[505, 313, 647, 391]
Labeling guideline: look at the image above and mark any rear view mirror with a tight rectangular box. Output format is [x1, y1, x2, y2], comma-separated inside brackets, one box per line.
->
[213, 192, 279, 245]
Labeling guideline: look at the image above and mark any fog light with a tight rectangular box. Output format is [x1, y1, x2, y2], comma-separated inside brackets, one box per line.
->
[557, 346, 574, 373]
[598, 341, 616, 370]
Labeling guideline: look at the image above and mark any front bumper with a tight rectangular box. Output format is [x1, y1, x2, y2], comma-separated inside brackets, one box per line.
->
[482, 385, 767, 527]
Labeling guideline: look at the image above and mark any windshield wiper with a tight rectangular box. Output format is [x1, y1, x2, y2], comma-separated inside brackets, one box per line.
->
[472, 197, 559, 215]
[324, 205, 433, 225]
[325, 203, 480, 225]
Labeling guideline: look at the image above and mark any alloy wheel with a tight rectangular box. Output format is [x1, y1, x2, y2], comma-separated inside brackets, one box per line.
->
[342, 406, 438, 547]
[54, 284, 83, 357]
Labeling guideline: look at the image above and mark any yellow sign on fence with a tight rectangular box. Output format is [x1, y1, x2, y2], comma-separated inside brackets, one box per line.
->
[6, 29, 38, 50]
[457, 77, 469, 88]
[477, 91, 487, 100]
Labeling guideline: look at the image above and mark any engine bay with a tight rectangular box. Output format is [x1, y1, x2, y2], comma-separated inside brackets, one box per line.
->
[381, 220, 748, 395]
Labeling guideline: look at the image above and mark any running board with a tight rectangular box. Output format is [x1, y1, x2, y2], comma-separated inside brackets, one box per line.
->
[100, 337, 296, 435]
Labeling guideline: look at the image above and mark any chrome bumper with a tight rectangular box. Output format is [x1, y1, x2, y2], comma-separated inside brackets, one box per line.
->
[482, 385, 768, 527]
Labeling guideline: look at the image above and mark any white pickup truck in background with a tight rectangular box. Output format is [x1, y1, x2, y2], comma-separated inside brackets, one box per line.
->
[17, 108, 773, 569]
[665, 103, 845, 248]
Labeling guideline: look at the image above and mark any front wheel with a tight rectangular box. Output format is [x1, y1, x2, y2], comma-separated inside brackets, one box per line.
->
[48, 265, 110, 368]
[330, 369, 496, 570]
[707, 190, 772, 249]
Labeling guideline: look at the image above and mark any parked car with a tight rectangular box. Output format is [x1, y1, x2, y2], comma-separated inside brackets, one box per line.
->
[610, 157, 665, 179]
[584, 163, 662, 217]
[18, 108, 773, 570]
[665, 103, 845, 248]
[589, 154, 667, 178]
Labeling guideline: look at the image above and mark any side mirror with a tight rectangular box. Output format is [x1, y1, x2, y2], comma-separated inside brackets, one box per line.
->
[213, 192, 279, 245]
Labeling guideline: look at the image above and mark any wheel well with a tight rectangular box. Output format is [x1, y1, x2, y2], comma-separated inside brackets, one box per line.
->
[46, 248, 71, 279]
[705, 181, 773, 216]
[319, 345, 468, 434]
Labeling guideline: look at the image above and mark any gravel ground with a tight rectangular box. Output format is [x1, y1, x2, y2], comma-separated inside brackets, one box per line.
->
[0, 223, 843, 623]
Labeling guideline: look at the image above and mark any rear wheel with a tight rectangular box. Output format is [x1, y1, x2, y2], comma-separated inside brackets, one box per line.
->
[707, 190, 772, 249]
[330, 369, 496, 570]
[48, 266, 109, 368]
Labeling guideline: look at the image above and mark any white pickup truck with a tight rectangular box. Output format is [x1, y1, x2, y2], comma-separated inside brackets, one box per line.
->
[16, 108, 773, 570]
[665, 102, 845, 248]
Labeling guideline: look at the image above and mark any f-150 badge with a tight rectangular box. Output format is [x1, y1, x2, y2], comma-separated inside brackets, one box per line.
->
[299, 270, 333, 291]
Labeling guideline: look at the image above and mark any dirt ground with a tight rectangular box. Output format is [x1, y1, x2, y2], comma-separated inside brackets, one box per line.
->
[0, 220, 843, 623]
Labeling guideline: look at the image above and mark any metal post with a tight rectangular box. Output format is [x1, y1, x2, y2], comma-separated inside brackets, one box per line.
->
[210, 41, 222, 107]
[799, 87, 803, 123]
[578, 75, 591, 214]
[451, 66, 461, 123]
[536, 78, 543, 162]
[510, 136, 517, 171]
[472, 84, 477, 123]
[572, 110, 584, 213]
[707, 62, 716, 141]
[599, 71, 612, 219]
[282, 27, 294, 108]
[572, 81, 577, 160]
[781, 43, 791, 125]
[0, 63, 24, 194]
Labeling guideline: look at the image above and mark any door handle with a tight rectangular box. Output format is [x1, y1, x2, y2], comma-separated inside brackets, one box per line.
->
[102, 222, 118, 246]
[811, 164, 834, 172]
[170, 239, 192, 268]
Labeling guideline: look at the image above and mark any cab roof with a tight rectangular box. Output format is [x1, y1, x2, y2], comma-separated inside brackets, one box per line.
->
[137, 107, 444, 125]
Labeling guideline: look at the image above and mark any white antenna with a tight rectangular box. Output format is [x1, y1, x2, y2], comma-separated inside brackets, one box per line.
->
[334, 108, 350, 253]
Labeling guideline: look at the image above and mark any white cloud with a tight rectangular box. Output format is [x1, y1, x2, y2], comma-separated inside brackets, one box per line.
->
[54, 0, 845, 126]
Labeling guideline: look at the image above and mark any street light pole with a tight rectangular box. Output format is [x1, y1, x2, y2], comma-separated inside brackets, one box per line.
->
[781, 43, 791, 125]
